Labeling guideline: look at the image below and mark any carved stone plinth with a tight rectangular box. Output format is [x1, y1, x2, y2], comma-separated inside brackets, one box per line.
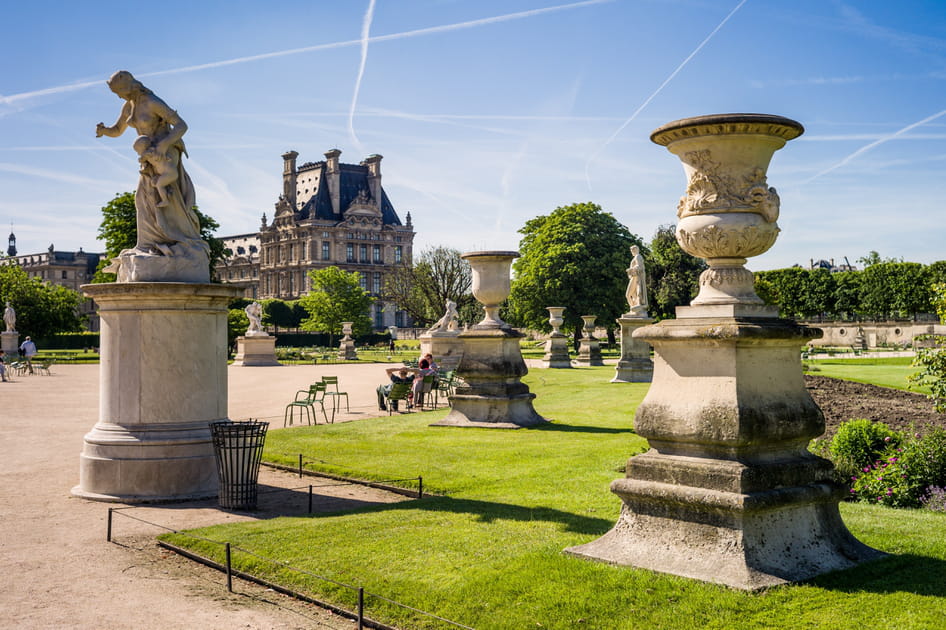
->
[74, 282, 242, 502]
[233, 335, 279, 366]
[542, 334, 572, 368]
[420, 330, 464, 370]
[611, 317, 653, 383]
[566, 307, 882, 588]
[1, 330, 18, 358]
[431, 327, 546, 429]
[575, 336, 602, 366]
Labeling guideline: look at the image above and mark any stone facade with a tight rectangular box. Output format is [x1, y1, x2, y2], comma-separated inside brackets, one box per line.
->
[1, 237, 103, 331]
[216, 149, 415, 330]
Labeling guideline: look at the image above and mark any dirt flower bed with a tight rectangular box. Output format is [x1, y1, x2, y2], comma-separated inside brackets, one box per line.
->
[805, 374, 945, 439]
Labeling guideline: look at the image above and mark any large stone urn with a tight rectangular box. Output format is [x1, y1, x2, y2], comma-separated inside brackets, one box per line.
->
[337, 321, 357, 360]
[433, 251, 545, 428]
[566, 114, 881, 589]
[575, 315, 603, 366]
[541, 307, 571, 368]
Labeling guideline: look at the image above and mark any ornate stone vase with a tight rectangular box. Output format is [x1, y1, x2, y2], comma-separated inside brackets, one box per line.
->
[341, 322, 353, 340]
[547, 307, 565, 337]
[581, 315, 597, 337]
[462, 251, 519, 329]
[650, 114, 804, 305]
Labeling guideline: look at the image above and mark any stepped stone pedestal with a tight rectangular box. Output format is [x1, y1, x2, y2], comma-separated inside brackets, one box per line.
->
[73, 282, 241, 503]
[1, 330, 18, 358]
[541, 334, 571, 368]
[611, 316, 653, 383]
[233, 335, 279, 366]
[420, 330, 464, 369]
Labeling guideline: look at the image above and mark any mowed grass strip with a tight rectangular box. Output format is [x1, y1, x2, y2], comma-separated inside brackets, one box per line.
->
[163, 365, 946, 630]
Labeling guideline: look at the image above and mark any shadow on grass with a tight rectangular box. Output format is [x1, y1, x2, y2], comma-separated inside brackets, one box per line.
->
[534, 422, 635, 435]
[808, 553, 946, 596]
[334, 495, 614, 536]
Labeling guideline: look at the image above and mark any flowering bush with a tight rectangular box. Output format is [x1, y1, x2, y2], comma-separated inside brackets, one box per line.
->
[921, 486, 946, 512]
[850, 429, 946, 508]
[830, 419, 902, 479]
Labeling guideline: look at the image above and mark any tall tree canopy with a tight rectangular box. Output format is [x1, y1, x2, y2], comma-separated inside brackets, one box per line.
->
[92, 191, 225, 282]
[298, 266, 373, 343]
[0, 263, 84, 339]
[645, 224, 706, 321]
[382, 246, 475, 326]
[508, 202, 644, 345]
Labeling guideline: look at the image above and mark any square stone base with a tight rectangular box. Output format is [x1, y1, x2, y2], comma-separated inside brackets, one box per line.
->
[233, 335, 280, 366]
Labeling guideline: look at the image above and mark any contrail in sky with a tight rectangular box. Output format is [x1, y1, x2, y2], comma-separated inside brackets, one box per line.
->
[583, 0, 748, 191]
[349, 0, 377, 151]
[805, 107, 946, 182]
[0, 0, 610, 107]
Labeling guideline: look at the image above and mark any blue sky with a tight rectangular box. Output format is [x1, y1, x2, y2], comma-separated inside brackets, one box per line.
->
[2, 0, 945, 270]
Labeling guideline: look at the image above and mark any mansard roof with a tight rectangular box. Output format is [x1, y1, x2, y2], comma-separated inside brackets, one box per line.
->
[298, 162, 401, 226]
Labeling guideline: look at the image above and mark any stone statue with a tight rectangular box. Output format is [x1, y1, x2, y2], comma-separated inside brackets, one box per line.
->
[3, 301, 15, 332]
[625, 245, 648, 315]
[244, 301, 266, 337]
[427, 299, 458, 333]
[96, 70, 210, 282]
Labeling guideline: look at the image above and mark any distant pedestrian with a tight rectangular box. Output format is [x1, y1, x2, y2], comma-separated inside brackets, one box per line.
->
[19, 336, 37, 375]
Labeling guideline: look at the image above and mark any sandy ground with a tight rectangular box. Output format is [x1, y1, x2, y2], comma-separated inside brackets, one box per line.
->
[0, 362, 424, 629]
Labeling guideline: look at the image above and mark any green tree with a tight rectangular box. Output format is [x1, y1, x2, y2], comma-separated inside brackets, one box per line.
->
[508, 202, 644, 348]
[832, 271, 862, 320]
[0, 264, 84, 339]
[298, 266, 373, 344]
[262, 299, 295, 334]
[857, 250, 900, 268]
[860, 262, 930, 320]
[754, 268, 835, 319]
[227, 308, 249, 348]
[910, 283, 946, 412]
[646, 224, 706, 321]
[382, 246, 475, 326]
[92, 191, 225, 283]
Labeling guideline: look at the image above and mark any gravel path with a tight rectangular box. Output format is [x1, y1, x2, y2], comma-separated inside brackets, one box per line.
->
[0, 363, 414, 629]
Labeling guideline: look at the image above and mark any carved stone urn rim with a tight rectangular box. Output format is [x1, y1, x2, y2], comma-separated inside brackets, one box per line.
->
[461, 250, 520, 260]
[650, 113, 804, 146]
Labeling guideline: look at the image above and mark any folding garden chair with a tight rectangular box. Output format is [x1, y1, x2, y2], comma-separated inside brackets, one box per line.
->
[321, 376, 349, 419]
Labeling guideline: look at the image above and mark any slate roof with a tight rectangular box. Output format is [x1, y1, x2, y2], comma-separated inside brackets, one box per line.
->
[298, 162, 401, 226]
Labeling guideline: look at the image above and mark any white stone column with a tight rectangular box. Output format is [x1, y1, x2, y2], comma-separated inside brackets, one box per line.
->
[611, 316, 653, 382]
[73, 282, 241, 502]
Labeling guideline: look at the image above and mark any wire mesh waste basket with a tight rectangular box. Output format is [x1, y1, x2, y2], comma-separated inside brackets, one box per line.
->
[210, 420, 269, 510]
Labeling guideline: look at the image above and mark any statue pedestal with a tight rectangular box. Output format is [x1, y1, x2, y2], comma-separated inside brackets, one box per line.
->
[566, 306, 882, 588]
[420, 330, 464, 370]
[611, 316, 653, 382]
[1, 331, 18, 358]
[233, 335, 279, 366]
[432, 326, 546, 429]
[73, 282, 242, 503]
[575, 336, 603, 366]
[541, 334, 571, 368]
[337, 338, 357, 360]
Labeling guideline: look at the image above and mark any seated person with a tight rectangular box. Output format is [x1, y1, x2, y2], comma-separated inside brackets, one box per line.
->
[411, 358, 437, 408]
[422, 353, 439, 372]
[377, 366, 415, 411]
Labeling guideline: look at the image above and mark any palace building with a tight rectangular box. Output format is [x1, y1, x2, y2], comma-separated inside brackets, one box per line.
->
[216, 149, 415, 329]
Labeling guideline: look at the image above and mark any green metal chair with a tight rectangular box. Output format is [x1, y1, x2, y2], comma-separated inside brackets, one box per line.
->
[415, 374, 436, 410]
[433, 370, 456, 408]
[320, 376, 349, 419]
[384, 382, 412, 415]
[284, 382, 330, 427]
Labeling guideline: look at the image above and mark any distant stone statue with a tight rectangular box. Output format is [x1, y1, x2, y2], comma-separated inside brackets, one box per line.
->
[3, 301, 15, 332]
[96, 70, 210, 282]
[625, 245, 648, 315]
[244, 301, 266, 337]
[427, 299, 458, 333]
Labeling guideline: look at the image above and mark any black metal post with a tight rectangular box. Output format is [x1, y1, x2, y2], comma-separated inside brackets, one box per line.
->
[225, 542, 233, 592]
[418, 476, 423, 499]
[298, 453, 303, 478]
[357, 587, 365, 630]
[308, 485, 313, 514]
[107, 508, 113, 542]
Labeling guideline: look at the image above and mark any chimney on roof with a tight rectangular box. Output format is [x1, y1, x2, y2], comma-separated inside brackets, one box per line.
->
[324, 148, 342, 215]
[363, 154, 382, 213]
[282, 151, 298, 209]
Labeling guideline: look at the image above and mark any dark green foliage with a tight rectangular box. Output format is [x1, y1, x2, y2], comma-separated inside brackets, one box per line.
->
[227, 308, 249, 347]
[910, 283, 946, 412]
[754, 267, 836, 319]
[0, 264, 84, 339]
[228, 297, 252, 311]
[832, 271, 862, 319]
[92, 191, 225, 283]
[645, 224, 705, 321]
[830, 418, 902, 478]
[508, 202, 644, 344]
[262, 299, 295, 333]
[298, 266, 374, 344]
[860, 262, 930, 320]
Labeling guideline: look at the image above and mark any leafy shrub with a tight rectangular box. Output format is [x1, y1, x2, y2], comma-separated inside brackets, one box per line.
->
[921, 486, 946, 512]
[851, 429, 946, 508]
[830, 419, 903, 478]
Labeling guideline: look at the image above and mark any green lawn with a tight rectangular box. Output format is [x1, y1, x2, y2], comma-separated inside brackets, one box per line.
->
[164, 365, 946, 629]
[807, 356, 930, 394]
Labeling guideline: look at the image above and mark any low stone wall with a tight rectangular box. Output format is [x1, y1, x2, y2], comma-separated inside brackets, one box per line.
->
[802, 321, 945, 348]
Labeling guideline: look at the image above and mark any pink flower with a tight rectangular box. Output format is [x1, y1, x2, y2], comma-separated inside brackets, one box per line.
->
[884, 436, 891, 443]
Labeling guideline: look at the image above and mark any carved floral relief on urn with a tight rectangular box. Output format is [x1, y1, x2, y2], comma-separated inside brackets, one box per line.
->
[650, 114, 804, 306]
